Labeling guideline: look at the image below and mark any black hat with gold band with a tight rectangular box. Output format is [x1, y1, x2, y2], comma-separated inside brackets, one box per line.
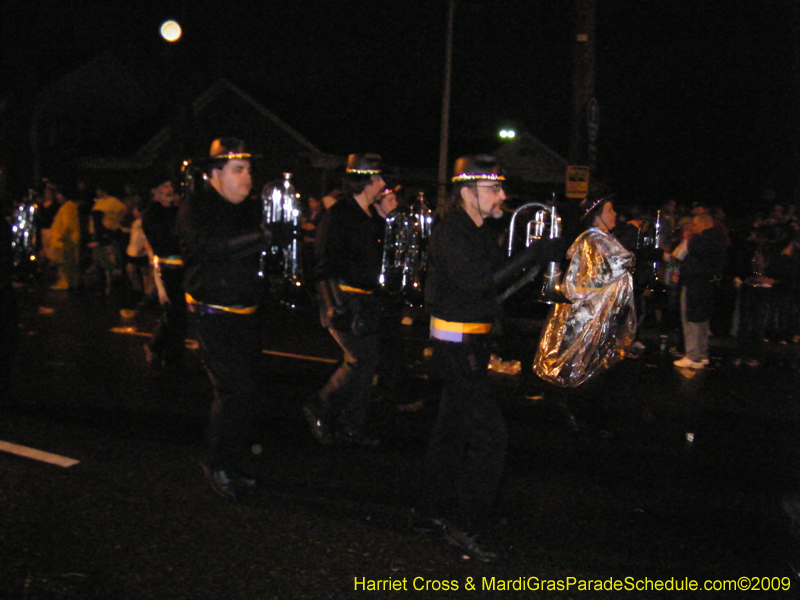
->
[452, 154, 505, 183]
[578, 190, 615, 221]
[346, 153, 383, 176]
[205, 137, 260, 173]
[208, 137, 255, 161]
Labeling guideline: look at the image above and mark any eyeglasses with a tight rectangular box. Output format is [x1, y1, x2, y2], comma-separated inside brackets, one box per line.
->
[475, 183, 503, 193]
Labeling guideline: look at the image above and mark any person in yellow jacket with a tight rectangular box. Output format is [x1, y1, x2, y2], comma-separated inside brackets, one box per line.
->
[50, 187, 81, 290]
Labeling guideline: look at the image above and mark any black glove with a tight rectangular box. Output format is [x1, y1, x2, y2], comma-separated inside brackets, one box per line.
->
[225, 230, 272, 256]
[539, 236, 568, 263]
[493, 237, 567, 287]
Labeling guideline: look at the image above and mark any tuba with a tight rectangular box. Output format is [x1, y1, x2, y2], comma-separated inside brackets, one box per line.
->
[503, 196, 569, 304]
[634, 209, 666, 294]
[378, 190, 432, 301]
[179, 159, 205, 200]
[260, 173, 304, 307]
[10, 189, 39, 277]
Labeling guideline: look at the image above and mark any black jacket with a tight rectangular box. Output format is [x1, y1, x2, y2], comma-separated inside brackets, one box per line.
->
[142, 202, 181, 258]
[313, 195, 383, 291]
[178, 185, 266, 307]
[425, 207, 503, 323]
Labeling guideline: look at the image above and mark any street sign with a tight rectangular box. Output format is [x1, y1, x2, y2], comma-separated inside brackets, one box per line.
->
[566, 165, 590, 199]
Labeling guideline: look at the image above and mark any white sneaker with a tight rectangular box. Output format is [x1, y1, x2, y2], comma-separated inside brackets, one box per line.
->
[673, 356, 705, 369]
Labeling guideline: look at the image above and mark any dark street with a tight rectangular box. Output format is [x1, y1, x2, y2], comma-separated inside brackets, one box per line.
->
[3, 281, 800, 599]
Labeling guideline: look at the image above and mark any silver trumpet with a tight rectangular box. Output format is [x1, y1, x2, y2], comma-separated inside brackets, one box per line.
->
[503, 196, 569, 304]
[261, 173, 304, 307]
[378, 190, 432, 299]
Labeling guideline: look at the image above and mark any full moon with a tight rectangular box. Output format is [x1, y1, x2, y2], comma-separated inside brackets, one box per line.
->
[160, 20, 182, 43]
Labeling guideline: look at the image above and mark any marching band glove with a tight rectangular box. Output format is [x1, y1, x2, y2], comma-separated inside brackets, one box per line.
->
[225, 229, 272, 256]
[493, 237, 567, 287]
[201, 229, 273, 259]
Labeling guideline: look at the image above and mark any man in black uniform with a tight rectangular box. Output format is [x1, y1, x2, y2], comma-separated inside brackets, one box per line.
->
[303, 153, 385, 446]
[178, 138, 269, 499]
[142, 177, 187, 370]
[414, 155, 560, 561]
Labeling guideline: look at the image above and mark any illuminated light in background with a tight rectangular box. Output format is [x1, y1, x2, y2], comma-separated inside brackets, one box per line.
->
[160, 20, 182, 43]
[499, 129, 516, 139]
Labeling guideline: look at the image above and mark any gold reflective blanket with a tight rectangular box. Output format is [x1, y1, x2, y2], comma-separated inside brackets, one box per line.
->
[533, 228, 636, 388]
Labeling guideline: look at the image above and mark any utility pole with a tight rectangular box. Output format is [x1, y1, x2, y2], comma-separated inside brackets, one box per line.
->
[568, 0, 596, 170]
[438, 0, 456, 204]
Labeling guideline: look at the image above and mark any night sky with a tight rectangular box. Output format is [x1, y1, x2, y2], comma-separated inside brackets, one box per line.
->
[2, 0, 798, 214]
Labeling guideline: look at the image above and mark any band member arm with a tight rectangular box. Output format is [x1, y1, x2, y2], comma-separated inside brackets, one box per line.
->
[493, 237, 566, 287]
[317, 278, 345, 315]
[196, 230, 272, 260]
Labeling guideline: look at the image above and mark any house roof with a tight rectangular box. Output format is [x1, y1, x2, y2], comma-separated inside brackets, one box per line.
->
[493, 132, 568, 184]
[76, 78, 338, 172]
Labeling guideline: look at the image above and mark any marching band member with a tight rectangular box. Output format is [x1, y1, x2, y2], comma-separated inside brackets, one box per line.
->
[178, 137, 270, 499]
[303, 153, 386, 446]
[142, 176, 186, 370]
[413, 155, 563, 562]
[533, 193, 636, 437]
[533, 192, 636, 388]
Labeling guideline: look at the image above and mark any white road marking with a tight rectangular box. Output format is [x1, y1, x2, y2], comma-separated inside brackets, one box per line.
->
[0, 441, 80, 467]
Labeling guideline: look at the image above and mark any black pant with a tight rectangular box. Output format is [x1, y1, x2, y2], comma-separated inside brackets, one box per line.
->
[424, 338, 508, 531]
[191, 309, 263, 471]
[149, 265, 187, 364]
[318, 326, 380, 433]
[737, 284, 771, 361]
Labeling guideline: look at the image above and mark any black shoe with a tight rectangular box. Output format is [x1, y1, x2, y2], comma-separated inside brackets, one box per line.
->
[443, 522, 499, 562]
[229, 469, 258, 489]
[143, 343, 163, 370]
[409, 508, 446, 534]
[335, 428, 380, 446]
[204, 467, 238, 500]
[568, 414, 613, 439]
[303, 403, 334, 445]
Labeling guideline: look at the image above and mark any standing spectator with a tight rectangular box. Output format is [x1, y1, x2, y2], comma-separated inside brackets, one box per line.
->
[671, 212, 728, 368]
[121, 182, 142, 228]
[90, 185, 128, 294]
[72, 178, 95, 275]
[125, 199, 153, 304]
[49, 186, 81, 290]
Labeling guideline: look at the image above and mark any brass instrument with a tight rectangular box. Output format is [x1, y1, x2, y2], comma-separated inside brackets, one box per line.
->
[634, 209, 666, 293]
[10, 189, 38, 276]
[502, 196, 569, 304]
[378, 190, 432, 299]
[180, 159, 204, 200]
[260, 173, 304, 307]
